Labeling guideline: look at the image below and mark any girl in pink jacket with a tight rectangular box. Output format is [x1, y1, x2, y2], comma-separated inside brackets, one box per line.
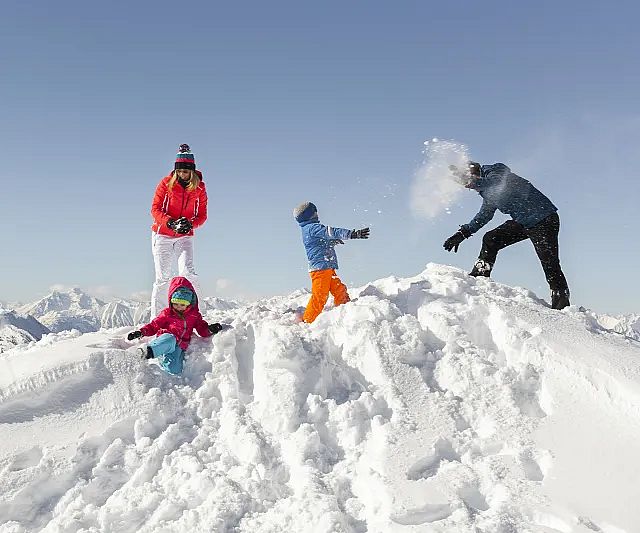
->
[127, 277, 222, 374]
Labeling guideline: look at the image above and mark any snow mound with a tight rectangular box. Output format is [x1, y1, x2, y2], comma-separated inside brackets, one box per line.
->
[0, 264, 639, 533]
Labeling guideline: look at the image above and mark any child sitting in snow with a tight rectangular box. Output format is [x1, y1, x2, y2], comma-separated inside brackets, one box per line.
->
[293, 202, 369, 323]
[126, 277, 222, 375]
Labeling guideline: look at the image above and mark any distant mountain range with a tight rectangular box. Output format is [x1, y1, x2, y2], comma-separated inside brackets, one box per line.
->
[1, 287, 240, 352]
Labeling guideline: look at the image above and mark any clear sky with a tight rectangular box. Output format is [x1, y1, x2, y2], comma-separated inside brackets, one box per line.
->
[1, 1, 639, 314]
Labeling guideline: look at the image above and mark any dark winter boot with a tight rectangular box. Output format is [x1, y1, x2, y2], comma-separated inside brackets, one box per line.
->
[138, 347, 155, 360]
[469, 259, 493, 277]
[551, 289, 571, 310]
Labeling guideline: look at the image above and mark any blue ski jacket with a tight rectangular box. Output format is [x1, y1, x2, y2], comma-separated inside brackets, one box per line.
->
[461, 163, 557, 235]
[298, 220, 353, 271]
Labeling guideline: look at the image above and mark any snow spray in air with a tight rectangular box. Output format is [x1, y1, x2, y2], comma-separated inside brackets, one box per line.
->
[410, 138, 470, 219]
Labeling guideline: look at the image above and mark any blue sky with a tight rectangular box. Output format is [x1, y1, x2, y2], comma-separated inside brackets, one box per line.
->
[1, 1, 638, 314]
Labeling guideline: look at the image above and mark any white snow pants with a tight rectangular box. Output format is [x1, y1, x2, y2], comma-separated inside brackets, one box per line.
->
[150, 233, 200, 317]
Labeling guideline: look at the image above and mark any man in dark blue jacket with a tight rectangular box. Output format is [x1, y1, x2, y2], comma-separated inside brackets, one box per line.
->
[443, 162, 570, 309]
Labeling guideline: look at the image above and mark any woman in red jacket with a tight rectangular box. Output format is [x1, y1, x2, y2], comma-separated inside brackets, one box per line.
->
[150, 144, 208, 317]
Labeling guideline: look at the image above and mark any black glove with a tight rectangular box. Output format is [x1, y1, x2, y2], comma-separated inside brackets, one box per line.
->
[351, 228, 370, 239]
[208, 323, 223, 334]
[443, 230, 468, 253]
[167, 218, 193, 234]
[174, 217, 193, 234]
[127, 330, 142, 341]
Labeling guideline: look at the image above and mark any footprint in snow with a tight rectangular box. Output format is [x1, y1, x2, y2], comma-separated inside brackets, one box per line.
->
[407, 437, 460, 480]
[391, 503, 452, 525]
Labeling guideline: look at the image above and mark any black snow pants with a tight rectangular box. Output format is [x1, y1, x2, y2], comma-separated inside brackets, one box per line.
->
[478, 213, 569, 292]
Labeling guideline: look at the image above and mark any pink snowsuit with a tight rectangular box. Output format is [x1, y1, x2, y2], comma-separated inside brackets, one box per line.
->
[139, 277, 211, 350]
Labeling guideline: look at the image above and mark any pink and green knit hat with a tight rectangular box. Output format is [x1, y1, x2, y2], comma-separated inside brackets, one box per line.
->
[175, 143, 196, 170]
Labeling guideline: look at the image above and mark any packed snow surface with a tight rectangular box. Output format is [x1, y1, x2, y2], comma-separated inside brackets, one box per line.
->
[0, 264, 639, 533]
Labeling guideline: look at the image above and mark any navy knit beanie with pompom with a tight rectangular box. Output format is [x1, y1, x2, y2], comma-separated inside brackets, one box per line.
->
[175, 144, 196, 170]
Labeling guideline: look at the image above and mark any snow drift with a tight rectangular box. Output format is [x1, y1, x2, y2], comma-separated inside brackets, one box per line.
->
[0, 265, 639, 533]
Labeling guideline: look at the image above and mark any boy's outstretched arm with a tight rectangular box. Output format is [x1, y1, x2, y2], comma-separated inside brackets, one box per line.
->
[313, 225, 364, 241]
[325, 226, 353, 241]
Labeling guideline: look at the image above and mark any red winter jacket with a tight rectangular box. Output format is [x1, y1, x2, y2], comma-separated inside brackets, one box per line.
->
[139, 277, 212, 350]
[151, 171, 208, 237]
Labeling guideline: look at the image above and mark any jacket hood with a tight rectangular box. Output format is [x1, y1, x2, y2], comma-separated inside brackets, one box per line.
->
[474, 163, 511, 190]
[167, 277, 200, 311]
[293, 202, 319, 225]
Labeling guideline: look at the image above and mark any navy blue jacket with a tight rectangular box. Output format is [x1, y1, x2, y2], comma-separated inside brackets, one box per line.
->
[461, 163, 557, 235]
[298, 220, 353, 271]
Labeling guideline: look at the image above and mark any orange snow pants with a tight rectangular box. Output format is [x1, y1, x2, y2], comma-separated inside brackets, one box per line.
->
[303, 269, 350, 323]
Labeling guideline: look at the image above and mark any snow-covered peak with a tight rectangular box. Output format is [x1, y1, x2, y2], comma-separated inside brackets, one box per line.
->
[595, 312, 640, 340]
[18, 287, 105, 317]
[100, 301, 133, 329]
[16, 288, 106, 334]
[201, 296, 240, 312]
[0, 310, 50, 340]
[0, 311, 50, 353]
[0, 325, 37, 353]
[0, 265, 639, 532]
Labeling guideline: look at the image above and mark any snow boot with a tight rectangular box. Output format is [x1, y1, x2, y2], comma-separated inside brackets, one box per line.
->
[137, 346, 155, 360]
[469, 259, 493, 277]
[551, 289, 570, 310]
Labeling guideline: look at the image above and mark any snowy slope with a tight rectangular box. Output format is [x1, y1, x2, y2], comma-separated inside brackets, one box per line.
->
[0, 265, 639, 533]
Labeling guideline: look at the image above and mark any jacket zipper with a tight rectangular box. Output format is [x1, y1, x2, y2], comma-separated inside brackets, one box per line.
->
[170, 185, 190, 236]
[180, 315, 187, 344]
[174, 309, 187, 345]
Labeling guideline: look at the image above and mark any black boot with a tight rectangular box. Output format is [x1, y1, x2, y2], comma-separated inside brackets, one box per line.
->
[551, 289, 570, 310]
[469, 259, 493, 277]
[138, 346, 155, 359]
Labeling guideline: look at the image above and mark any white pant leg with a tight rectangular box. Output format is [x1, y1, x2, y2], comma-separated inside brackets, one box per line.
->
[174, 236, 201, 296]
[151, 233, 177, 317]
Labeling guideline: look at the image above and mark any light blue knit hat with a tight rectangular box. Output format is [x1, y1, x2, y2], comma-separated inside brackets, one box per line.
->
[170, 287, 194, 306]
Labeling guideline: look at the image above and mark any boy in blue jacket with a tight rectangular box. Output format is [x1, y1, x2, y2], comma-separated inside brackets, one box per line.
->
[293, 202, 369, 323]
[443, 162, 570, 309]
